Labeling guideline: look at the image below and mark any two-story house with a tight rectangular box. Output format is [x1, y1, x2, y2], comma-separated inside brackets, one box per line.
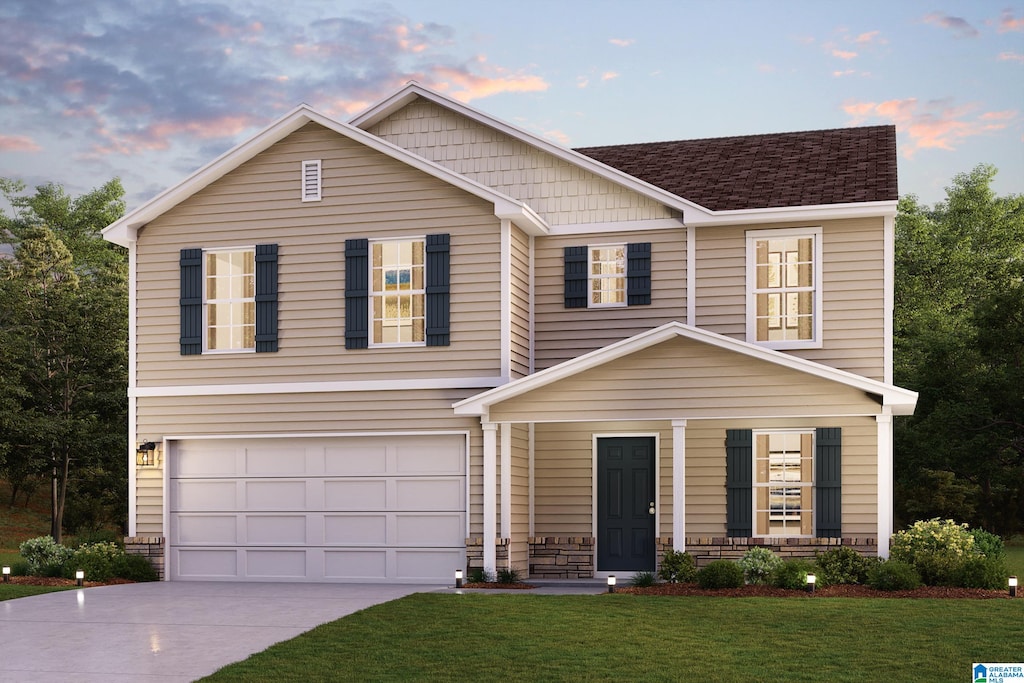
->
[102, 82, 917, 583]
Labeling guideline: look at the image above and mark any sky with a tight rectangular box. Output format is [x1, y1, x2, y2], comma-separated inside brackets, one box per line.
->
[1, 0, 1022, 216]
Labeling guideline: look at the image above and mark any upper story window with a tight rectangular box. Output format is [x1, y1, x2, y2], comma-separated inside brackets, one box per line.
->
[746, 227, 822, 349]
[589, 245, 626, 307]
[205, 248, 255, 352]
[754, 431, 814, 537]
[564, 242, 650, 308]
[371, 239, 425, 345]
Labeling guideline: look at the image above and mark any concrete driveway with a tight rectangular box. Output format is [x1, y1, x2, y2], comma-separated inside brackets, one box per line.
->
[0, 581, 441, 682]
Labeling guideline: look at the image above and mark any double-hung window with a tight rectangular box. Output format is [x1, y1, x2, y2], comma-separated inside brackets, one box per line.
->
[746, 227, 822, 348]
[371, 239, 425, 345]
[753, 431, 814, 536]
[564, 242, 651, 308]
[205, 248, 256, 352]
[589, 244, 627, 307]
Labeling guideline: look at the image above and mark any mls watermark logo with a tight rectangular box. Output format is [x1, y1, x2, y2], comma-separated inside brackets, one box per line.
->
[975, 663, 1024, 682]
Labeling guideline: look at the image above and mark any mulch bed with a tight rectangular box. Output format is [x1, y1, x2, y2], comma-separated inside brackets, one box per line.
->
[616, 583, 1012, 599]
[462, 582, 536, 590]
[3, 576, 134, 587]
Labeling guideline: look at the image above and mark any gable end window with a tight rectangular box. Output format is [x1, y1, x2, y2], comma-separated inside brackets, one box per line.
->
[301, 160, 321, 202]
[564, 242, 651, 308]
[746, 227, 822, 349]
[179, 245, 278, 355]
[345, 235, 450, 349]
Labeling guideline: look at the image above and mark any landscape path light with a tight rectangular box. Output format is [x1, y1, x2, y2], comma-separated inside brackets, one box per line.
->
[75, 570, 85, 587]
[1010, 576, 1018, 598]
[455, 569, 463, 589]
[805, 573, 816, 593]
[607, 575, 616, 593]
[2, 566, 9, 583]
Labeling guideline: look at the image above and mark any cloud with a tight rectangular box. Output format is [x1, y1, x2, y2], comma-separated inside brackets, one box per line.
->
[852, 30, 885, 44]
[542, 129, 571, 145]
[601, 71, 619, 81]
[843, 97, 1017, 156]
[997, 9, 1024, 32]
[832, 49, 858, 60]
[832, 69, 856, 78]
[609, 38, 634, 47]
[0, 134, 41, 152]
[426, 65, 548, 102]
[922, 12, 979, 38]
[577, 76, 589, 88]
[998, 51, 1024, 63]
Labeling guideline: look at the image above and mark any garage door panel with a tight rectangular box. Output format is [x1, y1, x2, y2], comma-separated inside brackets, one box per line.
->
[244, 480, 306, 510]
[244, 515, 308, 544]
[174, 514, 238, 544]
[324, 550, 388, 579]
[395, 550, 465, 580]
[174, 480, 239, 511]
[245, 550, 307, 578]
[324, 444, 388, 475]
[324, 479, 387, 510]
[394, 478, 465, 510]
[176, 549, 239, 578]
[395, 513, 465, 546]
[395, 443, 465, 475]
[324, 514, 387, 545]
[174, 446, 238, 477]
[244, 446, 312, 476]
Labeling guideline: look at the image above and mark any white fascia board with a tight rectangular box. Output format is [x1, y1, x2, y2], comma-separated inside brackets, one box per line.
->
[686, 200, 898, 228]
[132, 376, 505, 398]
[452, 321, 918, 416]
[102, 102, 549, 247]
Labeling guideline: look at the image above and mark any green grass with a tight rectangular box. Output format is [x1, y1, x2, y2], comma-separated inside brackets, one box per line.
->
[0, 584, 73, 601]
[1004, 545, 1024, 577]
[203, 593, 1023, 683]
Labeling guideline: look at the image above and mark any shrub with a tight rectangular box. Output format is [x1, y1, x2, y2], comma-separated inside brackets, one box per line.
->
[110, 554, 159, 582]
[969, 528, 1005, 559]
[696, 560, 744, 589]
[891, 519, 1007, 587]
[815, 546, 872, 586]
[738, 547, 782, 585]
[891, 519, 975, 565]
[468, 568, 493, 583]
[64, 541, 122, 582]
[630, 571, 657, 587]
[956, 555, 1008, 590]
[8, 559, 30, 576]
[771, 559, 815, 590]
[72, 529, 123, 549]
[19, 536, 73, 576]
[658, 550, 697, 583]
[867, 560, 921, 591]
[496, 567, 521, 584]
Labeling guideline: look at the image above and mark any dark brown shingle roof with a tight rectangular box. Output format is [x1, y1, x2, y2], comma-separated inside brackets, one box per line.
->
[574, 125, 897, 211]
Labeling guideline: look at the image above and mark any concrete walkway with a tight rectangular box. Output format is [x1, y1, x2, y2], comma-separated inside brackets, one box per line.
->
[0, 581, 441, 682]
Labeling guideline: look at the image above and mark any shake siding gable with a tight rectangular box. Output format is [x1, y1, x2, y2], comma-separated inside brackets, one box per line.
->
[135, 123, 504, 387]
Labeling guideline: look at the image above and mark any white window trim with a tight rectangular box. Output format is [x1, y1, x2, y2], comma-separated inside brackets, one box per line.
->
[202, 246, 257, 354]
[745, 226, 823, 349]
[301, 159, 322, 202]
[751, 428, 815, 539]
[588, 242, 627, 309]
[369, 236, 427, 348]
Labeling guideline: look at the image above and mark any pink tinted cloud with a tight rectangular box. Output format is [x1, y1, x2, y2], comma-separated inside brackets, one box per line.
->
[0, 134, 42, 152]
[832, 49, 858, 60]
[427, 64, 548, 102]
[853, 30, 885, 44]
[843, 97, 1017, 156]
[998, 9, 1024, 32]
[396, 24, 429, 53]
[609, 38, 634, 47]
[601, 71, 619, 81]
[543, 129, 571, 145]
[922, 12, 979, 38]
[86, 114, 261, 157]
[998, 51, 1024, 62]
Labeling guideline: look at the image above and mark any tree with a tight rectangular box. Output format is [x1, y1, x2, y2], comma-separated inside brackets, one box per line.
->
[894, 164, 1024, 535]
[0, 179, 128, 540]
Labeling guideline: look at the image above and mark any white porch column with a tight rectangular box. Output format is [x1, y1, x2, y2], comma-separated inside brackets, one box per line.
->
[876, 410, 894, 558]
[672, 419, 687, 551]
[482, 421, 498, 574]
[500, 423, 511, 541]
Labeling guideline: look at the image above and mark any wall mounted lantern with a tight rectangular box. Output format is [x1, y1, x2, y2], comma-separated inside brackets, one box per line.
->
[136, 441, 158, 467]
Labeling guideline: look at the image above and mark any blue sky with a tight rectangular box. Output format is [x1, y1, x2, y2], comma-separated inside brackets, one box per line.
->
[1, 0, 1021, 212]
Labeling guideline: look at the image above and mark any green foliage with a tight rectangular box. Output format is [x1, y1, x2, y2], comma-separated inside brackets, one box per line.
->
[890, 519, 1007, 586]
[110, 554, 158, 582]
[770, 559, 815, 590]
[738, 546, 782, 585]
[891, 519, 976, 564]
[894, 166, 1024, 536]
[630, 571, 657, 587]
[496, 567, 521, 584]
[71, 529, 123, 549]
[969, 528, 1005, 559]
[64, 541, 122, 582]
[468, 568, 493, 583]
[955, 555, 1008, 590]
[19, 535, 73, 575]
[8, 559, 29, 576]
[866, 559, 922, 591]
[657, 549, 697, 583]
[696, 560, 744, 589]
[814, 547, 873, 586]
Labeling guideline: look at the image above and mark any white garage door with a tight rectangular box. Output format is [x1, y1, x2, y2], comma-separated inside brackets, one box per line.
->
[168, 434, 467, 582]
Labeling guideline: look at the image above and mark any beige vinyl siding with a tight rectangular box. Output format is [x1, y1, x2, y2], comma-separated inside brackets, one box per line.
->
[510, 226, 531, 378]
[487, 336, 881, 423]
[133, 389, 481, 535]
[510, 423, 530, 570]
[135, 122, 504, 388]
[367, 98, 674, 227]
[694, 218, 885, 380]
[532, 230, 687, 371]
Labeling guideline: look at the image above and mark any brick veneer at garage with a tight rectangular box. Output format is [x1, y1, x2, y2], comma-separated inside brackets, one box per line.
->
[528, 537, 595, 579]
[124, 536, 165, 580]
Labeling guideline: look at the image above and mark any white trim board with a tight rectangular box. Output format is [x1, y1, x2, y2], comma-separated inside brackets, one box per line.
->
[132, 376, 506, 397]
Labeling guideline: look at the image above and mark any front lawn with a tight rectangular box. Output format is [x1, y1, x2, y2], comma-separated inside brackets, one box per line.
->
[0, 584, 73, 601]
[203, 593, 1022, 682]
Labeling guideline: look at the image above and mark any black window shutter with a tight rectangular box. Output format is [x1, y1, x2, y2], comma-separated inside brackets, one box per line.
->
[425, 234, 450, 346]
[564, 246, 587, 308]
[626, 242, 651, 306]
[344, 238, 369, 349]
[725, 429, 753, 537]
[179, 248, 203, 355]
[815, 427, 842, 538]
[254, 244, 278, 352]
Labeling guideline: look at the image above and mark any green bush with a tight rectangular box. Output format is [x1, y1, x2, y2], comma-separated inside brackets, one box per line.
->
[110, 554, 158, 582]
[8, 559, 30, 576]
[696, 560, 744, 589]
[956, 555, 1008, 590]
[771, 559, 815, 590]
[969, 528, 1005, 559]
[867, 560, 921, 591]
[738, 547, 782, 585]
[72, 529, 123, 549]
[891, 519, 975, 565]
[64, 541, 122, 582]
[657, 550, 696, 583]
[468, 568, 493, 583]
[496, 567, 521, 584]
[891, 519, 1007, 587]
[630, 571, 657, 587]
[815, 546, 872, 586]
[19, 536, 73, 576]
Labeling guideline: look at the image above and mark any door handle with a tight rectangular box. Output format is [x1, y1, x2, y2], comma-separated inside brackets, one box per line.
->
[648, 501, 656, 515]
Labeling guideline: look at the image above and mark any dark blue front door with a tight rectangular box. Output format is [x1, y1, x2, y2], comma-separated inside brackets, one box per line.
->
[597, 437, 656, 572]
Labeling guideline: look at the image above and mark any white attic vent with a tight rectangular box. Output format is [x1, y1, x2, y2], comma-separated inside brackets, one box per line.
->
[301, 160, 322, 202]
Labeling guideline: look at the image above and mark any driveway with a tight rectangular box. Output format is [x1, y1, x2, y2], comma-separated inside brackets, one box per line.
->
[0, 581, 441, 682]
